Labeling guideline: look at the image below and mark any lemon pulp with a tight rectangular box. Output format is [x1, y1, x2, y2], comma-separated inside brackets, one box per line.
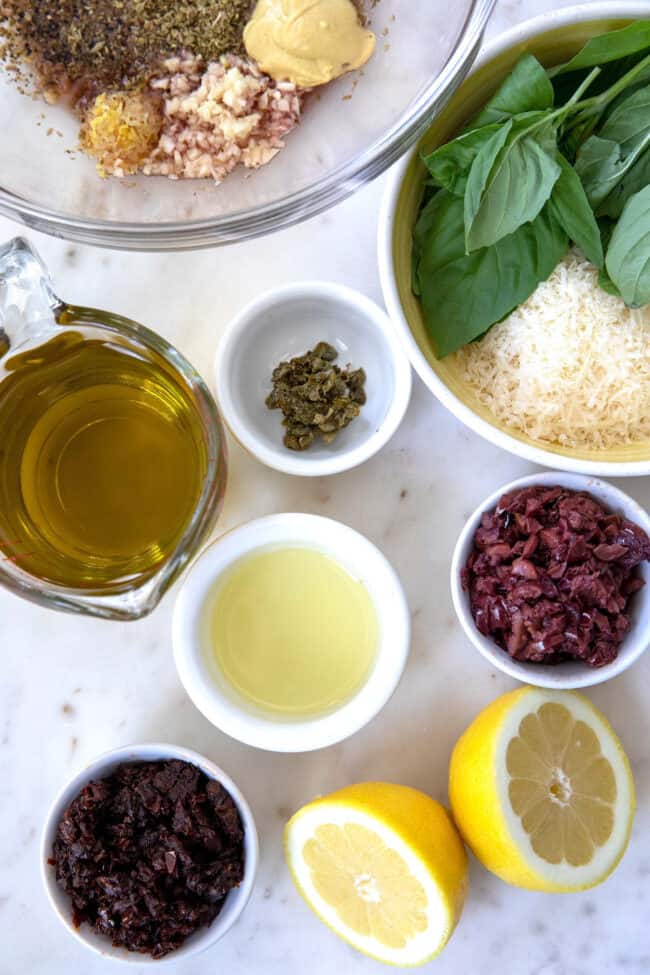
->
[304, 822, 428, 948]
[449, 687, 635, 892]
[205, 546, 377, 718]
[507, 702, 616, 867]
[285, 782, 468, 965]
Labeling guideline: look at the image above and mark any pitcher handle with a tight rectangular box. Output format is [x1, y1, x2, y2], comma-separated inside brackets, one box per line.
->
[0, 237, 63, 356]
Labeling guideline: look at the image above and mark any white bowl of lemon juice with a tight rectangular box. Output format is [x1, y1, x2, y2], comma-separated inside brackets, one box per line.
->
[173, 514, 410, 752]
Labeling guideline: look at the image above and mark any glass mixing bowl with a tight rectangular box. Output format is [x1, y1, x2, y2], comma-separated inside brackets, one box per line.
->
[0, 0, 494, 250]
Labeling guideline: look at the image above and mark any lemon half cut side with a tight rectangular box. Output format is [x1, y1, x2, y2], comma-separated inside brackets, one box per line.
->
[449, 687, 635, 892]
[284, 783, 468, 966]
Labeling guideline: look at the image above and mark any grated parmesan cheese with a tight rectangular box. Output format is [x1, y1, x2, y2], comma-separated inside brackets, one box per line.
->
[454, 250, 650, 450]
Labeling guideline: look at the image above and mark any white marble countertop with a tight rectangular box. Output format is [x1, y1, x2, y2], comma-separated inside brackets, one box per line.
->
[2, 1, 649, 972]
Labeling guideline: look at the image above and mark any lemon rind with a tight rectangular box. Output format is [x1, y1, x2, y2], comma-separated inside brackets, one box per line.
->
[450, 687, 635, 893]
[284, 784, 467, 966]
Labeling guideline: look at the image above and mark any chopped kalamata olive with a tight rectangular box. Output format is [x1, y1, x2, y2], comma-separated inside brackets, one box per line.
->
[462, 486, 650, 667]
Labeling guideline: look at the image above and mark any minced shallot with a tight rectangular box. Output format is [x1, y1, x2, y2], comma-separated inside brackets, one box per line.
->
[142, 54, 303, 182]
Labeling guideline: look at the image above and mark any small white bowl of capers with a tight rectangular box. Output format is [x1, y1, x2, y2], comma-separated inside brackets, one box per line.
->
[214, 281, 412, 477]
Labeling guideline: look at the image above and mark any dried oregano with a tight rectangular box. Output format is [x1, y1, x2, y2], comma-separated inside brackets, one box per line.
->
[0, 0, 251, 90]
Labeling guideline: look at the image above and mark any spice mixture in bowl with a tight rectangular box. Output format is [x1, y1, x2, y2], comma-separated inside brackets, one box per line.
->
[451, 473, 650, 690]
[1, 0, 314, 181]
[0, 0, 494, 248]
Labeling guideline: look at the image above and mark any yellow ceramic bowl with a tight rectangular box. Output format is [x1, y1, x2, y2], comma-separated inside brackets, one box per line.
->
[379, 2, 650, 476]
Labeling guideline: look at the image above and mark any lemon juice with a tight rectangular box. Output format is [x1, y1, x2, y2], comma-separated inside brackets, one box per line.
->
[205, 546, 378, 718]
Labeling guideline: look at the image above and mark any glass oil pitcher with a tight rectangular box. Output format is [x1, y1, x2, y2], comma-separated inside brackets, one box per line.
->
[0, 237, 227, 620]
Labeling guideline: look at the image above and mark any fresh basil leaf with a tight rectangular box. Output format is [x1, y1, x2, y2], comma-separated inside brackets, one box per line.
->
[598, 146, 650, 217]
[462, 121, 512, 238]
[553, 52, 650, 113]
[575, 136, 625, 204]
[600, 82, 650, 145]
[415, 193, 568, 357]
[562, 53, 650, 153]
[416, 192, 474, 287]
[598, 72, 650, 125]
[605, 184, 650, 306]
[412, 190, 443, 295]
[560, 114, 601, 162]
[470, 54, 554, 128]
[548, 153, 603, 266]
[598, 267, 623, 297]
[575, 84, 650, 208]
[549, 21, 650, 77]
[552, 69, 602, 156]
[587, 85, 650, 215]
[465, 127, 560, 252]
[421, 124, 503, 196]
[596, 209, 626, 294]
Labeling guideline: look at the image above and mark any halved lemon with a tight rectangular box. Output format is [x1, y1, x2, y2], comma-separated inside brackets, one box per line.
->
[449, 687, 635, 892]
[284, 782, 468, 966]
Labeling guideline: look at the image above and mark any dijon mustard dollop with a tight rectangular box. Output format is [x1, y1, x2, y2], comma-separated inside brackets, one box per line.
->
[244, 0, 376, 88]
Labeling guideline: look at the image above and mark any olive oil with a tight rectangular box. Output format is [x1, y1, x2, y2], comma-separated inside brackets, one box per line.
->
[0, 327, 208, 590]
[205, 546, 378, 718]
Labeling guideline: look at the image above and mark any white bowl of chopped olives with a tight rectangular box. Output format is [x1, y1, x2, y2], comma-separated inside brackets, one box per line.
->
[214, 281, 412, 477]
[40, 743, 259, 963]
[450, 472, 650, 689]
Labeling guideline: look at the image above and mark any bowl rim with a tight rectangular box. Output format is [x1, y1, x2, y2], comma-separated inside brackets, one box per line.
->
[172, 512, 411, 752]
[214, 281, 412, 478]
[0, 0, 495, 250]
[378, 0, 650, 477]
[0, 282, 228, 621]
[449, 471, 650, 689]
[40, 742, 259, 964]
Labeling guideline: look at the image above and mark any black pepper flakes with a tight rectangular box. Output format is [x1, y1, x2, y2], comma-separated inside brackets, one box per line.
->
[0, 0, 252, 93]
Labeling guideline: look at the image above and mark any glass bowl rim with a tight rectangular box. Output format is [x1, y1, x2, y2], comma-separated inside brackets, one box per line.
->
[0, 0, 495, 250]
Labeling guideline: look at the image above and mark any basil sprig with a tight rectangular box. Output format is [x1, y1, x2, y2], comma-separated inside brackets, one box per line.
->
[413, 21, 650, 358]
